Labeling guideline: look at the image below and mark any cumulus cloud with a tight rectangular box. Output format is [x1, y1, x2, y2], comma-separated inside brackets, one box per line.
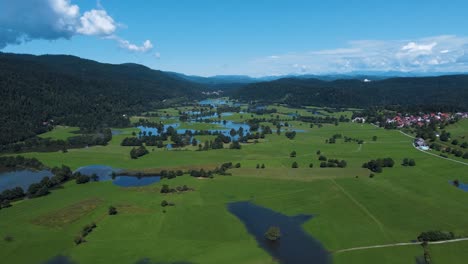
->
[250, 35, 468, 75]
[77, 9, 116, 36]
[0, 0, 153, 53]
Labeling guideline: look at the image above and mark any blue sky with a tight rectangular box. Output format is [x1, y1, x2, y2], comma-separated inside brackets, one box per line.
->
[1, 0, 468, 76]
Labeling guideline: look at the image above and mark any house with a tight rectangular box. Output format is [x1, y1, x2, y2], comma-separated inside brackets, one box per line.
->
[414, 138, 429, 150]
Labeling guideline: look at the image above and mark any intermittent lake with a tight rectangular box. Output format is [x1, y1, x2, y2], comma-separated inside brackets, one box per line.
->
[228, 201, 330, 264]
[0, 165, 160, 192]
[0, 169, 52, 192]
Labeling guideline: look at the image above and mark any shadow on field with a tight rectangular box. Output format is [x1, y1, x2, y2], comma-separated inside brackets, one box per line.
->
[415, 255, 426, 264]
[42, 255, 76, 264]
[135, 259, 196, 264]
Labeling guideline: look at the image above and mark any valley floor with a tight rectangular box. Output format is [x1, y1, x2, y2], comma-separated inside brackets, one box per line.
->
[1, 107, 468, 264]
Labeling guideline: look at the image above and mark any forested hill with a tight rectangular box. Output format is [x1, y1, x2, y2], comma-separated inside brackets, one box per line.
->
[231, 75, 468, 110]
[0, 52, 203, 145]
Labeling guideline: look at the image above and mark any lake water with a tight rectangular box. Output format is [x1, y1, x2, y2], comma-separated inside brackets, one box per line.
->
[199, 98, 228, 107]
[0, 170, 53, 192]
[0, 166, 160, 192]
[113, 175, 160, 187]
[450, 180, 468, 192]
[228, 201, 330, 264]
[76, 165, 160, 187]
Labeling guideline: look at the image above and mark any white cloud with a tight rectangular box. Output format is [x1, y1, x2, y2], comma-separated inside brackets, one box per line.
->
[0, 0, 153, 53]
[250, 35, 468, 76]
[77, 9, 116, 36]
[114, 38, 153, 52]
[401, 42, 437, 53]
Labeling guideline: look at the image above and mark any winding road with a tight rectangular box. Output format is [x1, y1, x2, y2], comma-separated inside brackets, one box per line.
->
[399, 131, 468, 166]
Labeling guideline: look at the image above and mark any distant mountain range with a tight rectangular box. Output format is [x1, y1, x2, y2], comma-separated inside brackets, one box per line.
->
[166, 70, 467, 86]
[231, 75, 468, 110]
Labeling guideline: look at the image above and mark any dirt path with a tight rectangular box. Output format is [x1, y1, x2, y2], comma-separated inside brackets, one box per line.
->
[398, 131, 468, 166]
[330, 179, 389, 239]
[334, 238, 468, 253]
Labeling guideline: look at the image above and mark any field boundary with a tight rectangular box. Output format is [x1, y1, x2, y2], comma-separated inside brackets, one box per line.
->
[330, 179, 389, 239]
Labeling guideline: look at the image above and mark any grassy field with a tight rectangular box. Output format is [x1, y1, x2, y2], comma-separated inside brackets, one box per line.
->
[38, 126, 81, 140]
[1, 106, 467, 264]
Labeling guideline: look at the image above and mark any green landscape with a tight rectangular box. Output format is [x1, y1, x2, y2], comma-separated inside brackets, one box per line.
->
[1, 95, 468, 263]
[2, 2, 468, 263]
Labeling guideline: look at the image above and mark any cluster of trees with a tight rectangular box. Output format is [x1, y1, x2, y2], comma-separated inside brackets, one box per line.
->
[326, 134, 342, 144]
[27, 166, 74, 198]
[161, 200, 175, 207]
[285, 131, 297, 140]
[74, 222, 97, 245]
[108, 206, 117, 215]
[320, 159, 347, 168]
[344, 136, 364, 144]
[299, 115, 347, 124]
[362, 158, 395, 173]
[0, 155, 44, 170]
[402, 158, 416, 166]
[75, 173, 98, 184]
[430, 143, 468, 159]
[0, 128, 112, 153]
[256, 164, 266, 169]
[417, 231, 456, 242]
[160, 184, 192, 194]
[130, 146, 149, 159]
[1, 165, 104, 210]
[265, 226, 281, 241]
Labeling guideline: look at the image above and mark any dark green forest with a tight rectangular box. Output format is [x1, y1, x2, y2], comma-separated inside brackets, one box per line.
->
[231, 76, 468, 110]
[0, 53, 203, 145]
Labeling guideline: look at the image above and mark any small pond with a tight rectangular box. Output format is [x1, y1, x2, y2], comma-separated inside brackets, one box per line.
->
[199, 98, 228, 107]
[0, 170, 53, 192]
[228, 201, 330, 264]
[113, 175, 160, 187]
[450, 180, 468, 192]
[76, 165, 160, 187]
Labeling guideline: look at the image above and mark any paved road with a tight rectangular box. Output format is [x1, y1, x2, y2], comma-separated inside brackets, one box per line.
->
[334, 238, 468, 253]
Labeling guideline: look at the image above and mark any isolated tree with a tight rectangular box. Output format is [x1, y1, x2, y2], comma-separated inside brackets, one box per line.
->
[408, 159, 416, 166]
[265, 226, 281, 241]
[292, 162, 298, 168]
[290, 151, 297, 158]
[108, 206, 117, 215]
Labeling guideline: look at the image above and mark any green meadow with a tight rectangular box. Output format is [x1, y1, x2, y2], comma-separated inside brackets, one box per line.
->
[1, 106, 468, 264]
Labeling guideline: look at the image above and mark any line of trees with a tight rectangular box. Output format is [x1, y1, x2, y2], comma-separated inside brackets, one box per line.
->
[0, 165, 74, 210]
[0, 155, 44, 170]
[0, 128, 112, 153]
[362, 158, 395, 173]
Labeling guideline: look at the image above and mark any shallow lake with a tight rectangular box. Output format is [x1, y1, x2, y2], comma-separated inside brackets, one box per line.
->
[113, 175, 160, 187]
[450, 180, 468, 192]
[0, 169, 53, 192]
[76, 165, 160, 187]
[228, 201, 330, 264]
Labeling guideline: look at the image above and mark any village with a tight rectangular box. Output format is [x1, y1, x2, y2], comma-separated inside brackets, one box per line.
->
[385, 112, 468, 128]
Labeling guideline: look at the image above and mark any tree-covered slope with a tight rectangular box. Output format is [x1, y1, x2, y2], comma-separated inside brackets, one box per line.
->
[232, 75, 468, 109]
[0, 53, 203, 145]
